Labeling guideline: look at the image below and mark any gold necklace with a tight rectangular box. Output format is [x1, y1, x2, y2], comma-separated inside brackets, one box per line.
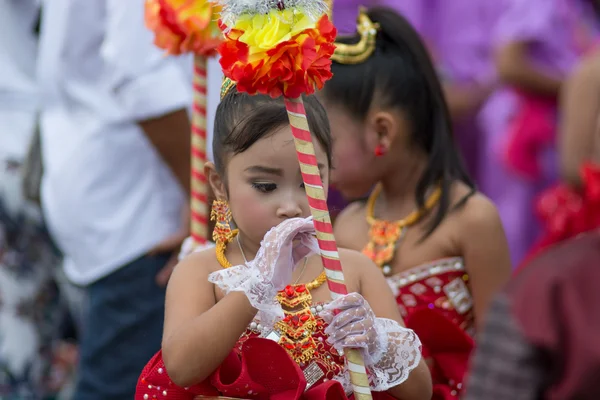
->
[362, 183, 442, 276]
[216, 230, 327, 364]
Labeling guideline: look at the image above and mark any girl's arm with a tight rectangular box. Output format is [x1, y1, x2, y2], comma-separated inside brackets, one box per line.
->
[161, 251, 258, 387]
[495, 41, 562, 96]
[559, 52, 600, 186]
[340, 250, 433, 400]
[456, 195, 512, 330]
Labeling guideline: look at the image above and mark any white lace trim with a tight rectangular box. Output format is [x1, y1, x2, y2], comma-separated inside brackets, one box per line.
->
[366, 318, 422, 391]
[330, 318, 422, 392]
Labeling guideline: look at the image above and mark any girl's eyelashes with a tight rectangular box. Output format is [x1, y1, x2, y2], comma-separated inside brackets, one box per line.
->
[250, 177, 314, 193]
[251, 182, 277, 193]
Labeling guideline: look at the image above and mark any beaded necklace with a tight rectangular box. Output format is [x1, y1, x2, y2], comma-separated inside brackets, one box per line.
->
[362, 183, 442, 276]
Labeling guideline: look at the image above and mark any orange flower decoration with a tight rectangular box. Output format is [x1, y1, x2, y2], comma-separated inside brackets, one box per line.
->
[145, 0, 222, 56]
[218, 13, 337, 98]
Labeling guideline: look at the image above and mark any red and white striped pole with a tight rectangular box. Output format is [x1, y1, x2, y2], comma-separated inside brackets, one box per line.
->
[190, 55, 209, 246]
[284, 97, 372, 399]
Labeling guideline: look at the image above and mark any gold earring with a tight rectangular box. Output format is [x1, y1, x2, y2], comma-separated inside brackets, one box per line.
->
[211, 199, 238, 268]
[211, 199, 233, 242]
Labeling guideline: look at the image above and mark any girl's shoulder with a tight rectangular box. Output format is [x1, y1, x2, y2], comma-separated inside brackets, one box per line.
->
[337, 247, 378, 271]
[335, 247, 384, 292]
[335, 247, 402, 321]
[336, 199, 368, 222]
[333, 199, 368, 248]
[448, 181, 501, 228]
[170, 246, 222, 284]
[446, 182, 510, 269]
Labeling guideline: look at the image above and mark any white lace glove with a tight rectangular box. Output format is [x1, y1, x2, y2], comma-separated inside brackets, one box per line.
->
[178, 237, 216, 261]
[321, 293, 422, 391]
[208, 217, 319, 327]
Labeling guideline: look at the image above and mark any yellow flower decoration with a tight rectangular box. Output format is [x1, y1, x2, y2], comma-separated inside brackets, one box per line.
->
[234, 9, 315, 54]
[218, 8, 336, 98]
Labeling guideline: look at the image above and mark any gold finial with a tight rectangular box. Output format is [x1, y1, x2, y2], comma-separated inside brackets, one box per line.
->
[331, 7, 379, 65]
[220, 76, 236, 100]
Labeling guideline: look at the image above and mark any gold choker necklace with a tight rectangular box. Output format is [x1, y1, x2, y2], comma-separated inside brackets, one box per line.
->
[362, 184, 442, 276]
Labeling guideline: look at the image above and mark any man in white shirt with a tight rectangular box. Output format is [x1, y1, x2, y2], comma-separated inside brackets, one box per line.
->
[37, 1, 195, 398]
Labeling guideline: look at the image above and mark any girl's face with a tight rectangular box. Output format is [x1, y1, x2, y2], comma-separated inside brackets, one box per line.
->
[324, 101, 416, 200]
[325, 104, 380, 199]
[221, 125, 329, 251]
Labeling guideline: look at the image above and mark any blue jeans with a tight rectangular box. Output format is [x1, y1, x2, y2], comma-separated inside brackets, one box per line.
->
[73, 253, 169, 399]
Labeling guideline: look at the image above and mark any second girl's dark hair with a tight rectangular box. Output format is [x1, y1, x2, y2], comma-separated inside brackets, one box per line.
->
[322, 7, 475, 237]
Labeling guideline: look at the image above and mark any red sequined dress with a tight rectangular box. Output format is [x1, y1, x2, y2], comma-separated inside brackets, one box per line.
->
[386, 257, 474, 400]
[135, 303, 395, 400]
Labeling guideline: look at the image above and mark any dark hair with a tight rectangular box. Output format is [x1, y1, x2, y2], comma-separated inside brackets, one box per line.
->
[322, 7, 475, 237]
[213, 87, 332, 174]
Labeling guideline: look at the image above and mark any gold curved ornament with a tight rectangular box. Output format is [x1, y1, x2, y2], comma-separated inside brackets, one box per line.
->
[220, 76, 236, 100]
[331, 7, 380, 65]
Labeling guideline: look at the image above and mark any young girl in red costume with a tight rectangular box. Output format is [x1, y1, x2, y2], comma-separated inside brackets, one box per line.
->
[134, 83, 432, 399]
[319, 8, 512, 399]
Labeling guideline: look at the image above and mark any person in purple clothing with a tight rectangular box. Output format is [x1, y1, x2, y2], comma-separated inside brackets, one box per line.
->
[478, 0, 600, 267]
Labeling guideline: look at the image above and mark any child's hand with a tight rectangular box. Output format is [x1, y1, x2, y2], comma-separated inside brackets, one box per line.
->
[322, 294, 423, 391]
[208, 217, 318, 327]
[259, 216, 317, 291]
[321, 293, 382, 362]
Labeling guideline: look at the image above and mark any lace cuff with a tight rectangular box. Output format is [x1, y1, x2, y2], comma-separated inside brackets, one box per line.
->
[366, 318, 422, 391]
[208, 263, 283, 326]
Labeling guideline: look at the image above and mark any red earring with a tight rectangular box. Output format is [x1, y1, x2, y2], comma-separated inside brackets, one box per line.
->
[374, 144, 386, 156]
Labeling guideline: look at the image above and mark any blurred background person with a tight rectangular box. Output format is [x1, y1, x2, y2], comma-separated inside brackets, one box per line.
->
[465, 44, 600, 400]
[37, 0, 193, 398]
[523, 49, 600, 264]
[464, 231, 600, 400]
[478, 0, 600, 266]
